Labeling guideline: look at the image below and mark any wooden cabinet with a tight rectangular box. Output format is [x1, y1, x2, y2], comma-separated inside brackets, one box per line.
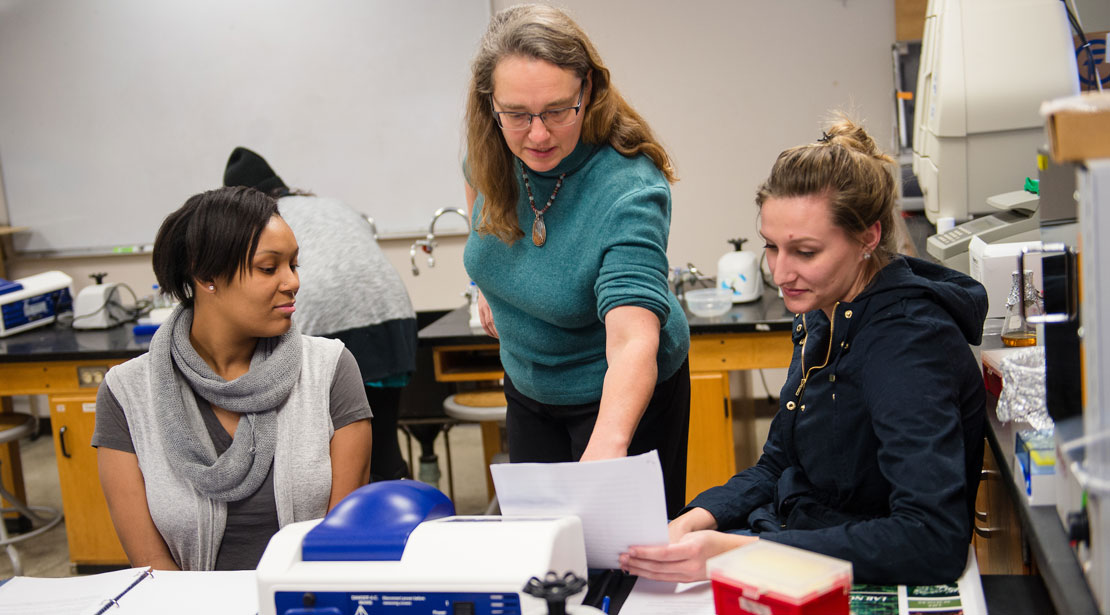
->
[49, 394, 128, 566]
[686, 372, 736, 502]
[426, 328, 794, 506]
[974, 437, 1031, 575]
[686, 330, 791, 503]
[0, 358, 130, 567]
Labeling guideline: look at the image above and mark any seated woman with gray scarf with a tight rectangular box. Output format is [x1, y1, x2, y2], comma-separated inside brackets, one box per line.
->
[92, 186, 373, 571]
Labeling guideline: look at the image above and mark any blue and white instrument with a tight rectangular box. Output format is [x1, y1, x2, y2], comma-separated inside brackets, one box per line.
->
[256, 481, 594, 615]
[0, 271, 73, 337]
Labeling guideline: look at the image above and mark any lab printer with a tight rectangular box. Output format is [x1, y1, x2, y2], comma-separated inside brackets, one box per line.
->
[257, 481, 601, 615]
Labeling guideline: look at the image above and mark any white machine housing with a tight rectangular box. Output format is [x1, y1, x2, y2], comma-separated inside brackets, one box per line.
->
[968, 237, 1043, 319]
[72, 282, 132, 329]
[1077, 161, 1110, 614]
[257, 515, 588, 615]
[912, 0, 1078, 223]
[717, 249, 763, 304]
[0, 271, 73, 337]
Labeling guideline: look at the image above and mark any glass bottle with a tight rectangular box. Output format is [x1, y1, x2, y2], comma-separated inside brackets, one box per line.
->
[1001, 270, 1042, 347]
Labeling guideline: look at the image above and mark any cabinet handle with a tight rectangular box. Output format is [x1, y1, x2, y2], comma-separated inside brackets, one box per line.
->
[59, 426, 71, 459]
[975, 509, 988, 522]
[974, 523, 1000, 539]
[981, 469, 1000, 481]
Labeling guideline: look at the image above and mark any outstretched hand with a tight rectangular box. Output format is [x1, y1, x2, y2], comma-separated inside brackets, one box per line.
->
[619, 530, 757, 583]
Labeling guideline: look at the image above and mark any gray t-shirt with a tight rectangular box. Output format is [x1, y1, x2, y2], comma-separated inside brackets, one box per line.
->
[92, 347, 371, 570]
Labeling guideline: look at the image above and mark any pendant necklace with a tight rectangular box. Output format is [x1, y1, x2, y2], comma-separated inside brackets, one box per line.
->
[521, 164, 566, 247]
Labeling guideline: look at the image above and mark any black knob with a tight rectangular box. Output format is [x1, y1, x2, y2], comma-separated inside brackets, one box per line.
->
[522, 571, 587, 615]
[1067, 509, 1090, 546]
[302, 592, 316, 607]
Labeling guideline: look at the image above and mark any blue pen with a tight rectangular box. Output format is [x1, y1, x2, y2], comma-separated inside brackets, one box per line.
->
[601, 595, 610, 614]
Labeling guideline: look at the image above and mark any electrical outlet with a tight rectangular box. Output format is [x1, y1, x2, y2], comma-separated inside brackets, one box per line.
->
[77, 365, 108, 387]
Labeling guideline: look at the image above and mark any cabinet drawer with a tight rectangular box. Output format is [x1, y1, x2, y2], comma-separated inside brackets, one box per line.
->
[689, 332, 792, 372]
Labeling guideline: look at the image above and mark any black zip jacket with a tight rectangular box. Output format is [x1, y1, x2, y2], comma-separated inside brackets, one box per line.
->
[687, 256, 988, 585]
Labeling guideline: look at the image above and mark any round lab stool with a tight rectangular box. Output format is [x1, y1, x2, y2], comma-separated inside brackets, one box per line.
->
[0, 414, 63, 576]
[443, 390, 508, 515]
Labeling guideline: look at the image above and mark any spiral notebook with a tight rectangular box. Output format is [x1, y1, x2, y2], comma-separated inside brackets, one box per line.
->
[0, 567, 258, 615]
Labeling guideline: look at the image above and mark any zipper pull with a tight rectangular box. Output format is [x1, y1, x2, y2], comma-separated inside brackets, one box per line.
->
[795, 378, 806, 398]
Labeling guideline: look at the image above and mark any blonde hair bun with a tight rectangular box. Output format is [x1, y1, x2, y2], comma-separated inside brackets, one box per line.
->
[756, 114, 899, 266]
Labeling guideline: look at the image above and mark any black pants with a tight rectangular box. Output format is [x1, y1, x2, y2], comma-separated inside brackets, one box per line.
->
[364, 385, 410, 482]
[503, 359, 691, 519]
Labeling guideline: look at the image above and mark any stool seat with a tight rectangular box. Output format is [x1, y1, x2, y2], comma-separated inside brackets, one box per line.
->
[442, 390, 508, 514]
[443, 391, 507, 423]
[0, 413, 63, 576]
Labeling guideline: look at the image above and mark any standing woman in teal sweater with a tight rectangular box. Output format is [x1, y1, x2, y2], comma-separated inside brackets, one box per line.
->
[462, 4, 691, 517]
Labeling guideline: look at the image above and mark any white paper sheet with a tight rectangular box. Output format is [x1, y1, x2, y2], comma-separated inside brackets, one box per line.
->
[0, 567, 148, 615]
[0, 568, 257, 615]
[114, 570, 258, 615]
[618, 579, 715, 615]
[490, 450, 669, 569]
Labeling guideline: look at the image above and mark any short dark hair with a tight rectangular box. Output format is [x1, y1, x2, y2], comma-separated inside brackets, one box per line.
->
[152, 186, 278, 307]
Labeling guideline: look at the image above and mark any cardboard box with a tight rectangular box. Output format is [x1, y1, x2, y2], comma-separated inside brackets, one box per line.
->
[1043, 92, 1110, 163]
[1075, 31, 1108, 93]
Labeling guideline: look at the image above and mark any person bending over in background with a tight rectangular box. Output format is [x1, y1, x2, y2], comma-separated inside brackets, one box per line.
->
[621, 118, 987, 585]
[93, 186, 372, 570]
[461, 4, 691, 517]
[224, 147, 416, 482]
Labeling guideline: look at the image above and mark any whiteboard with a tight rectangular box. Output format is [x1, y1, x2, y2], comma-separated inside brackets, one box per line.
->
[0, 0, 484, 255]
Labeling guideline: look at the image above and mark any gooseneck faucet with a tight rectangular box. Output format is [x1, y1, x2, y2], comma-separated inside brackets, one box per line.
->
[410, 207, 470, 276]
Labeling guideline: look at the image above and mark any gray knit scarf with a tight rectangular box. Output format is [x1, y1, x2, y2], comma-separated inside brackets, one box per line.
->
[148, 305, 302, 502]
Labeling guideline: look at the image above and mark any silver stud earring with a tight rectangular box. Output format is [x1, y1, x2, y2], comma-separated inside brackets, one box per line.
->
[863, 252, 872, 260]
[208, 285, 215, 290]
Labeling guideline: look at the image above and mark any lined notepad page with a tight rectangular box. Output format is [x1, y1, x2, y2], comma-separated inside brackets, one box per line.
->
[491, 450, 670, 569]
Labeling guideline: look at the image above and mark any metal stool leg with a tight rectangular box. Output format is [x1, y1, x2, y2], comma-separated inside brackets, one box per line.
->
[0, 502, 21, 576]
[0, 460, 62, 576]
[442, 425, 455, 503]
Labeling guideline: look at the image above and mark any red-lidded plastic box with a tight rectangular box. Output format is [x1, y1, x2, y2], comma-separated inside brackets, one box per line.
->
[706, 541, 853, 615]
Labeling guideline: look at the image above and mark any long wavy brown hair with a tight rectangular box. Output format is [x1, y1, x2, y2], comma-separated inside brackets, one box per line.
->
[755, 116, 899, 275]
[465, 4, 677, 243]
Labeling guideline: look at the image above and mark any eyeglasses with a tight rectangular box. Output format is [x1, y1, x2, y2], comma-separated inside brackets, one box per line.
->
[491, 80, 586, 131]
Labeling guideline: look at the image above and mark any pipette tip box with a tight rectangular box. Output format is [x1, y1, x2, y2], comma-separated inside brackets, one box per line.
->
[707, 540, 852, 615]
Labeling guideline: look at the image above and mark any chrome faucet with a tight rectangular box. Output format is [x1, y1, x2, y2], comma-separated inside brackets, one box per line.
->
[410, 207, 470, 276]
[670, 263, 715, 301]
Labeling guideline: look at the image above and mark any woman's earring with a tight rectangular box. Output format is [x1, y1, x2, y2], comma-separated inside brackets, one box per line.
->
[863, 252, 872, 260]
[208, 285, 216, 291]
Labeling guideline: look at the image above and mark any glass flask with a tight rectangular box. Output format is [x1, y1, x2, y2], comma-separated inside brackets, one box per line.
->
[1001, 270, 1042, 347]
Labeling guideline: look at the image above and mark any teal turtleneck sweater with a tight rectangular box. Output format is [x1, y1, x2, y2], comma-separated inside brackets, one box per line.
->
[464, 141, 690, 405]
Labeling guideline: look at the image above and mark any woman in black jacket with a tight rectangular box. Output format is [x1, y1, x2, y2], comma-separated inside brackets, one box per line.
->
[620, 118, 987, 585]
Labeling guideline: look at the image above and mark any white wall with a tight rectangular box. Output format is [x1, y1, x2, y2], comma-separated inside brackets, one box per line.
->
[3, 1, 900, 311]
[9, 1, 1105, 310]
[529, 0, 896, 285]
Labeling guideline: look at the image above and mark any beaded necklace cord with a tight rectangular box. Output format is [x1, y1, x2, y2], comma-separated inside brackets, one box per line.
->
[521, 164, 566, 247]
